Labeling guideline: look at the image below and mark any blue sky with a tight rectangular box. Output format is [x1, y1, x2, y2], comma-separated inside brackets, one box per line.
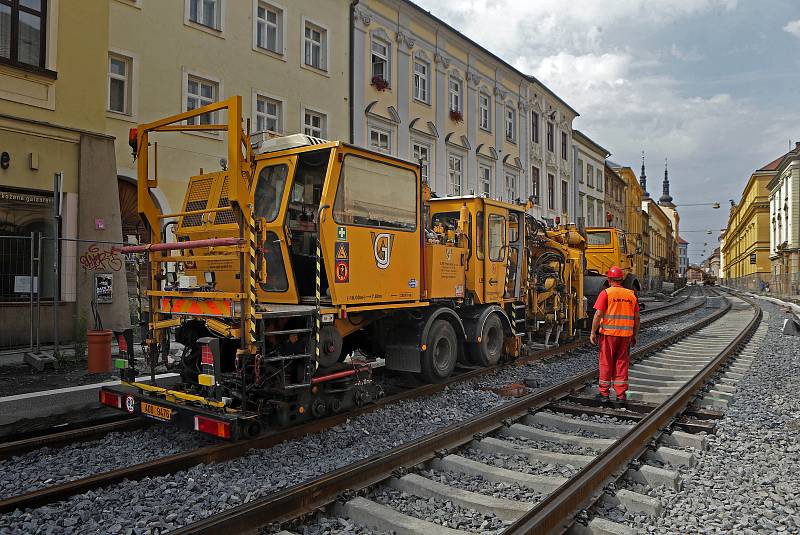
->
[414, 0, 799, 261]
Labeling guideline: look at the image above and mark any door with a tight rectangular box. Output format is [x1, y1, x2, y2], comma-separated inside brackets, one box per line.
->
[505, 211, 522, 299]
[252, 155, 299, 304]
[483, 204, 507, 303]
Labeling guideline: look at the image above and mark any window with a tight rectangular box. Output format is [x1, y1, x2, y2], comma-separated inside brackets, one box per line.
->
[546, 122, 554, 152]
[561, 131, 568, 160]
[255, 95, 281, 133]
[479, 92, 491, 131]
[597, 203, 604, 226]
[579, 193, 585, 219]
[256, 2, 282, 53]
[505, 173, 517, 202]
[108, 53, 132, 114]
[479, 165, 491, 196]
[334, 155, 416, 230]
[547, 173, 555, 209]
[561, 180, 569, 214]
[0, 0, 47, 69]
[371, 38, 389, 82]
[505, 106, 516, 142]
[587, 198, 595, 226]
[448, 77, 461, 112]
[595, 168, 603, 191]
[531, 167, 540, 204]
[368, 126, 391, 153]
[304, 21, 326, 71]
[586, 163, 593, 187]
[531, 112, 539, 143]
[577, 159, 584, 183]
[488, 214, 506, 261]
[476, 211, 484, 259]
[186, 75, 217, 125]
[189, 0, 220, 30]
[254, 164, 289, 222]
[412, 142, 431, 183]
[303, 109, 326, 137]
[447, 153, 463, 195]
[586, 230, 612, 245]
[413, 60, 428, 102]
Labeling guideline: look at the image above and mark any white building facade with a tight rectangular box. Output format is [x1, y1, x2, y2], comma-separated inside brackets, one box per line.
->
[768, 143, 800, 294]
[572, 130, 609, 227]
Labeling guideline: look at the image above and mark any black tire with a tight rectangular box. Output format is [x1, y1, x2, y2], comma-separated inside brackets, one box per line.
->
[468, 313, 504, 367]
[421, 320, 458, 383]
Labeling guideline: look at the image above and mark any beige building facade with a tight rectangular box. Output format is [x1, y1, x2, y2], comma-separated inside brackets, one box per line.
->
[353, 0, 579, 222]
[604, 162, 626, 230]
[106, 0, 351, 226]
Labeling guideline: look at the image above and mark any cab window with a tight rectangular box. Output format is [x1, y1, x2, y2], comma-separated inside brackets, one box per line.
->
[254, 164, 288, 222]
[488, 214, 506, 261]
[587, 230, 612, 246]
[334, 155, 417, 230]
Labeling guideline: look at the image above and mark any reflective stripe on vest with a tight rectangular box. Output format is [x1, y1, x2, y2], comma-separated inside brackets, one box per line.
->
[599, 286, 637, 337]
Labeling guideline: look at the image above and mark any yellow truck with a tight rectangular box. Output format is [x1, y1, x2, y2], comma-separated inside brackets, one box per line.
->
[101, 97, 588, 438]
[583, 227, 642, 309]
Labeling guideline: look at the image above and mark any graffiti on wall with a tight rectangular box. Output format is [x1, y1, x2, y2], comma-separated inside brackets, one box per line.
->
[79, 244, 123, 272]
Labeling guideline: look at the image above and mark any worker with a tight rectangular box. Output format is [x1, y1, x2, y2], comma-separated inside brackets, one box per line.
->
[589, 266, 640, 408]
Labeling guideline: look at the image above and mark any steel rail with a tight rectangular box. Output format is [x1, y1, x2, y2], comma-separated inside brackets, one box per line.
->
[169, 289, 729, 534]
[504, 295, 761, 534]
[0, 417, 147, 461]
[0, 288, 708, 514]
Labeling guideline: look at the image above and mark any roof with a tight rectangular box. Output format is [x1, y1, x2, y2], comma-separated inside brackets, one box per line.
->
[399, 0, 580, 117]
[573, 130, 611, 158]
[678, 236, 689, 244]
[758, 153, 787, 172]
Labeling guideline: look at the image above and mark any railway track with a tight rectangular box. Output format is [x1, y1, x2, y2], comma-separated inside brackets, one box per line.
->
[0, 287, 708, 522]
[168, 289, 760, 534]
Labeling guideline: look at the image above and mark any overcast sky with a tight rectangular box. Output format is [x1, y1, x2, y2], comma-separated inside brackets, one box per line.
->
[414, 0, 799, 262]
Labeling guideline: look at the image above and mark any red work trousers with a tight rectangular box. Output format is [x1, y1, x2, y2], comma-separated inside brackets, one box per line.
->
[598, 334, 631, 398]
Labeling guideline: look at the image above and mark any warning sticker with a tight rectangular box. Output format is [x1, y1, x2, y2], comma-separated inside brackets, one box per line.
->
[337, 226, 347, 241]
[336, 242, 349, 260]
[335, 260, 350, 283]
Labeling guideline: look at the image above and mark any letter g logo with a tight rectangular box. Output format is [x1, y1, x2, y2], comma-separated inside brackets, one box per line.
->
[371, 232, 394, 269]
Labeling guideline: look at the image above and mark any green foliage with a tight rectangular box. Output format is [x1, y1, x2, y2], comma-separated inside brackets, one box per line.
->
[70, 312, 89, 363]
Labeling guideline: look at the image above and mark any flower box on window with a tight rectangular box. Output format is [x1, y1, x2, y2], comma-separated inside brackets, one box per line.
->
[449, 109, 463, 123]
[371, 76, 390, 91]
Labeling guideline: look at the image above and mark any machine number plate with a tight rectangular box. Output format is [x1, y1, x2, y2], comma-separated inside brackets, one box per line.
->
[141, 402, 172, 421]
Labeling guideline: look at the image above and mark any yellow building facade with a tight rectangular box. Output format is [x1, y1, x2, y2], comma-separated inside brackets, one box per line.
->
[613, 165, 646, 280]
[0, 0, 130, 346]
[642, 198, 674, 289]
[720, 167, 772, 290]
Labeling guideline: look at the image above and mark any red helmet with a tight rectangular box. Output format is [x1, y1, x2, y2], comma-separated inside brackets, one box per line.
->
[607, 266, 624, 280]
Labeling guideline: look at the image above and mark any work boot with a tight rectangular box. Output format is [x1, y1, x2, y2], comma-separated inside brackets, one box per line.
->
[612, 395, 627, 409]
[595, 393, 610, 405]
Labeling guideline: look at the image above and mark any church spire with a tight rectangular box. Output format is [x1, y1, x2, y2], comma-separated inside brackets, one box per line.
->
[659, 157, 674, 206]
[640, 151, 650, 198]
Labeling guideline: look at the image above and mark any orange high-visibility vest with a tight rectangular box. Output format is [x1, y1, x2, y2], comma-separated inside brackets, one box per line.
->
[599, 286, 637, 337]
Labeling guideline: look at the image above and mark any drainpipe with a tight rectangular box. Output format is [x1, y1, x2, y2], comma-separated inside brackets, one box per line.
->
[349, 0, 360, 144]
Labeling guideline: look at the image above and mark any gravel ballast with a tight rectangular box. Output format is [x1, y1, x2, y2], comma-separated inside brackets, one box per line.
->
[0, 295, 719, 533]
[612, 299, 800, 533]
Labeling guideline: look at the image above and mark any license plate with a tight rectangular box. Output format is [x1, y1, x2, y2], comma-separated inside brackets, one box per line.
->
[141, 402, 172, 421]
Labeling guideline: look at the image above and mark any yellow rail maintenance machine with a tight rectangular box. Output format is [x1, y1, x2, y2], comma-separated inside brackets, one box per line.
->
[101, 97, 587, 439]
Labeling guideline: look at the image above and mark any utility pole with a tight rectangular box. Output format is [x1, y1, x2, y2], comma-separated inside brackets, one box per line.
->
[52, 172, 62, 358]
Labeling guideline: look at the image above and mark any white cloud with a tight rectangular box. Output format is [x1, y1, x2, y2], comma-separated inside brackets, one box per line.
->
[670, 44, 705, 62]
[783, 19, 800, 38]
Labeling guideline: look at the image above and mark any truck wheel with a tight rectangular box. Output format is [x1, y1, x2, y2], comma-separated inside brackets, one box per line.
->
[421, 320, 458, 383]
[468, 314, 504, 367]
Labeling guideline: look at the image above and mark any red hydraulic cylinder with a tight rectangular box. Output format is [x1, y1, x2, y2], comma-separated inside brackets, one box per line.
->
[310, 366, 370, 384]
[114, 237, 244, 254]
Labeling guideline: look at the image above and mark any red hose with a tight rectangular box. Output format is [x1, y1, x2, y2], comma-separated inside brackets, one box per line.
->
[311, 366, 370, 384]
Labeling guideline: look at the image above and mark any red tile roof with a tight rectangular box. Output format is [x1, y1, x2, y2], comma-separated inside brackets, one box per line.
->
[758, 152, 788, 171]
[678, 236, 689, 244]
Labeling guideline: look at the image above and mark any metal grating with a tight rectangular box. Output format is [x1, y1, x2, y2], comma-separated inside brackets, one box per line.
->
[181, 177, 214, 228]
[215, 178, 237, 225]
